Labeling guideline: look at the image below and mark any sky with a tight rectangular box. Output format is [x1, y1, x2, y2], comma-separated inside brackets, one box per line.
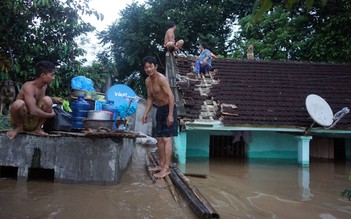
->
[79, 0, 144, 64]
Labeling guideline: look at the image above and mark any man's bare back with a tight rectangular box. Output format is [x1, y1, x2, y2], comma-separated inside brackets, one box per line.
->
[164, 28, 175, 47]
[164, 21, 183, 54]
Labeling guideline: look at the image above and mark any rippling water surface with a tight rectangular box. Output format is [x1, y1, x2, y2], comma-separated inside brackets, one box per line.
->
[1, 144, 350, 219]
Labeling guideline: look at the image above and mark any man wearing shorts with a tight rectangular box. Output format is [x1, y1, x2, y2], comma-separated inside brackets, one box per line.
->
[141, 56, 178, 179]
[164, 20, 184, 56]
[195, 42, 213, 77]
[7, 61, 62, 139]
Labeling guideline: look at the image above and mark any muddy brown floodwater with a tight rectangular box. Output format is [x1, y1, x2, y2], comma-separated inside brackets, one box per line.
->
[1, 144, 351, 219]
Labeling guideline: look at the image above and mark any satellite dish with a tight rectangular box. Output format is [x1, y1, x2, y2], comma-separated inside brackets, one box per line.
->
[305, 94, 333, 127]
[106, 84, 139, 115]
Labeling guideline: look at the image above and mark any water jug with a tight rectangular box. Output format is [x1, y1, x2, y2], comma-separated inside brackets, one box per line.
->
[70, 95, 90, 129]
[94, 100, 105, 111]
[102, 100, 118, 130]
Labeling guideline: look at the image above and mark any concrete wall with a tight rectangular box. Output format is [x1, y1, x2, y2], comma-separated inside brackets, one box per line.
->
[186, 130, 211, 157]
[183, 130, 298, 160]
[174, 131, 187, 164]
[247, 131, 297, 159]
[133, 99, 156, 136]
[0, 133, 134, 185]
[179, 127, 351, 163]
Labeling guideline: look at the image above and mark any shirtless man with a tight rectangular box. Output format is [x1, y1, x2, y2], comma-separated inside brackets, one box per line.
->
[7, 61, 62, 139]
[141, 56, 178, 179]
[164, 20, 184, 56]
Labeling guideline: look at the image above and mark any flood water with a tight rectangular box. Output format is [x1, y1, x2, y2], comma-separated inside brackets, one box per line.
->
[1, 144, 351, 219]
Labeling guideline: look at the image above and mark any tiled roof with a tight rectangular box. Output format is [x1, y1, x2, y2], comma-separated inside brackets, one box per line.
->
[175, 57, 351, 130]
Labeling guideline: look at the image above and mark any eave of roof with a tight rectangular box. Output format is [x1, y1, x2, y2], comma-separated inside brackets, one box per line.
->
[185, 121, 351, 136]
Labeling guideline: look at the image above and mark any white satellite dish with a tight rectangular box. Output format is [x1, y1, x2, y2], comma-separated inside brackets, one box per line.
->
[305, 94, 333, 127]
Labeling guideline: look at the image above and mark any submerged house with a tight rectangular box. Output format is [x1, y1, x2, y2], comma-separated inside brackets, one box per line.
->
[173, 57, 351, 165]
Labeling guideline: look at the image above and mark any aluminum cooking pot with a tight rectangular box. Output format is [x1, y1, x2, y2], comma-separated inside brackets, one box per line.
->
[87, 110, 112, 120]
[83, 119, 114, 130]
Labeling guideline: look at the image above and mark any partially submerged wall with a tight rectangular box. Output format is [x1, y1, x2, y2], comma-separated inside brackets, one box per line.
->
[0, 133, 134, 185]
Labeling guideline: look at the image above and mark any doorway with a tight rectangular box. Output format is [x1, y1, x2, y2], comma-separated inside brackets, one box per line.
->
[310, 137, 346, 161]
[209, 135, 245, 158]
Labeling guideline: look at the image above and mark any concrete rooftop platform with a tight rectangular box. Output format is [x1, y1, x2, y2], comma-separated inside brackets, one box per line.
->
[0, 132, 137, 185]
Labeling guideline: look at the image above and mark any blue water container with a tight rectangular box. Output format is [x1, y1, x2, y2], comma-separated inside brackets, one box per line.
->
[102, 100, 118, 130]
[70, 95, 90, 129]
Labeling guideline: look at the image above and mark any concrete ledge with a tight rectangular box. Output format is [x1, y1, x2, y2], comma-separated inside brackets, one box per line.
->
[0, 133, 134, 185]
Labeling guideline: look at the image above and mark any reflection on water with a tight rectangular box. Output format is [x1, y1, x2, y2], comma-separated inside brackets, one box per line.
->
[298, 167, 311, 201]
[0, 146, 193, 219]
[185, 158, 351, 219]
[1, 146, 351, 219]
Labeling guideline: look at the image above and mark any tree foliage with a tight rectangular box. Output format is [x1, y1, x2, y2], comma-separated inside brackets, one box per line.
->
[0, 0, 103, 97]
[145, 0, 255, 55]
[99, 0, 255, 96]
[2, 0, 350, 99]
[98, 3, 154, 85]
[251, 0, 328, 22]
[232, 0, 351, 63]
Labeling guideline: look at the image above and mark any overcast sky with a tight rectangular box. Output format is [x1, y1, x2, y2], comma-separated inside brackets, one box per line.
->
[79, 0, 144, 64]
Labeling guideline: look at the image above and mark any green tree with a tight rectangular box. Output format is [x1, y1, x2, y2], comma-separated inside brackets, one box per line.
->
[98, 2, 154, 86]
[232, 0, 351, 63]
[251, 0, 328, 22]
[304, 1, 351, 62]
[99, 0, 255, 96]
[232, 5, 310, 60]
[0, 0, 102, 96]
[145, 0, 255, 55]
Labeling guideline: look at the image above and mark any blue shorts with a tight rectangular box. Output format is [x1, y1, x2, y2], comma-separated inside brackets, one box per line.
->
[195, 60, 211, 74]
[155, 104, 178, 137]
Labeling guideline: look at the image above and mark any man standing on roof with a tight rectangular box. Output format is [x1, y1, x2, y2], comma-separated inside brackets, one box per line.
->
[164, 20, 184, 56]
[141, 55, 178, 179]
[195, 42, 213, 77]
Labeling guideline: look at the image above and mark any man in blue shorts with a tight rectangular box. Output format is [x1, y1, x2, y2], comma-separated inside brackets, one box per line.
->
[141, 56, 178, 179]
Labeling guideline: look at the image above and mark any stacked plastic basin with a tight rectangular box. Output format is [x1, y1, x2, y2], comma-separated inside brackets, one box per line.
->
[71, 95, 90, 129]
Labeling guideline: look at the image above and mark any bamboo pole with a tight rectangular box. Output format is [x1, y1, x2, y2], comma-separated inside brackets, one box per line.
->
[169, 168, 211, 218]
[173, 168, 219, 218]
[147, 152, 180, 205]
[145, 154, 156, 183]
[149, 152, 219, 218]
[184, 173, 207, 178]
[163, 174, 180, 205]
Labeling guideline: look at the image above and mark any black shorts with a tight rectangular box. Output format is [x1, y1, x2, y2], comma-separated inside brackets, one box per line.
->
[155, 104, 178, 137]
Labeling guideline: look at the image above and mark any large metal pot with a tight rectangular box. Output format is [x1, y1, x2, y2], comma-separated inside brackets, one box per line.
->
[83, 119, 114, 130]
[87, 110, 112, 120]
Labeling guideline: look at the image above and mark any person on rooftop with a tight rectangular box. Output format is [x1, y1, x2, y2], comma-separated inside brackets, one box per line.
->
[195, 42, 213, 77]
[164, 20, 184, 56]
